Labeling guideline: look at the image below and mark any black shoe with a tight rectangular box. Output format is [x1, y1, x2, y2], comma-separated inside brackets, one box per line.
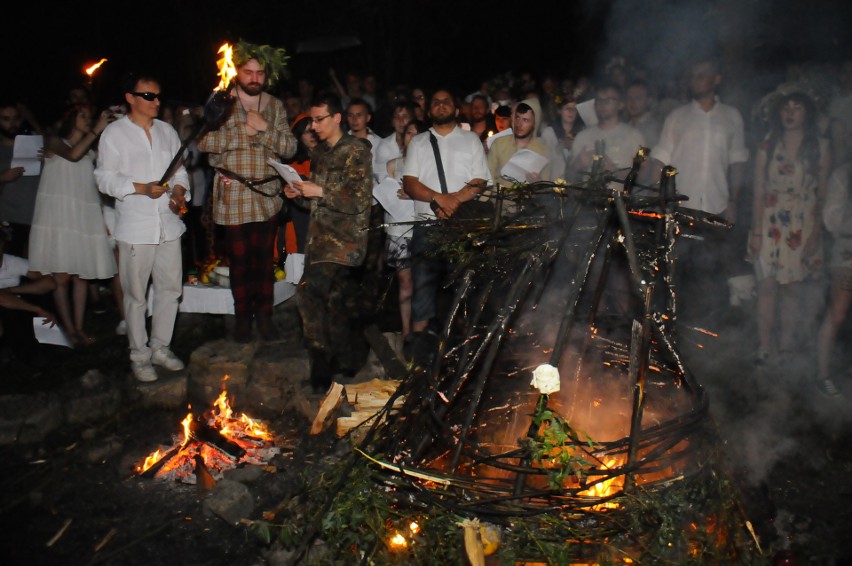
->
[256, 313, 280, 341]
[233, 315, 253, 343]
[309, 348, 333, 392]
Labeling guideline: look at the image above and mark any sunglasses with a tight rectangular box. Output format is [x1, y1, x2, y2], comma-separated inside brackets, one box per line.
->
[130, 92, 161, 102]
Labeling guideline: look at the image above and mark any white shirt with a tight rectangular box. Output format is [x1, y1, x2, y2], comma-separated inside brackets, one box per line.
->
[374, 133, 402, 183]
[651, 98, 749, 214]
[95, 116, 190, 245]
[403, 126, 491, 219]
[0, 253, 29, 289]
[572, 122, 646, 170]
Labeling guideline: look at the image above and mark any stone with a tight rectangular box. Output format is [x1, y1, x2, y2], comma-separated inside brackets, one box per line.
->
[0, 393, 62, 446]
[202, 479, 254, 525]
[64, 388, 122, 425]
[133, 372, 188, 410]
[222, 464, 264, 484]
[189, 339, 257, 405]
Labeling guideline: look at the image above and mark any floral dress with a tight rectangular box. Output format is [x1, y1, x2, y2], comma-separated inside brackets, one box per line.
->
[755, 139, 827, 284]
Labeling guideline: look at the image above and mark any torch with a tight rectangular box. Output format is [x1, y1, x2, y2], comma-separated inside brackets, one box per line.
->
[83, 58, 108, 85]
[158, 43, 237, 194]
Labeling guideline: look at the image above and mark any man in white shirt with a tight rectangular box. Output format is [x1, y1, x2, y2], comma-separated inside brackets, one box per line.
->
[650, 56, 749, 323]
[403, 89, 490, 336]
[95, 73, 190, 382]
[569, 83, 646, 181]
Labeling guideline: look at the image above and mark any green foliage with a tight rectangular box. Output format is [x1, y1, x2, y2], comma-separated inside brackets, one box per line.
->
[524, 397, 596, 489]
[233, 39, 290, 87]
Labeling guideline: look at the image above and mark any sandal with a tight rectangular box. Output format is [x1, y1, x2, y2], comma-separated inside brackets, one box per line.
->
[69, 331, 96, 348]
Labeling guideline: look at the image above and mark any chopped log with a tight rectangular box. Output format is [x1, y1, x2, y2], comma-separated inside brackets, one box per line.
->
[194, 454, 217, 493]
[343, 379, 401, 405]
[363, 325, 408, 380]
[310, 382, 344, 435]
[336, 412, 381, 438]
[189, 419, 246, 459]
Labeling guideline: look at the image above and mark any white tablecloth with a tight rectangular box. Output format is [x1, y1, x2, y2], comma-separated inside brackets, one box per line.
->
[148, 254, 305, 315]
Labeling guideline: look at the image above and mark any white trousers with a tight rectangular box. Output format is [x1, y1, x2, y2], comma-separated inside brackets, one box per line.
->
[117, 239, 182, 362]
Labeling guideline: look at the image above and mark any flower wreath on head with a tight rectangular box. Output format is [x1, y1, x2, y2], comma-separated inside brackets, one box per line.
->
[754, 81, 822, 131]
[233, 39, 290, 89]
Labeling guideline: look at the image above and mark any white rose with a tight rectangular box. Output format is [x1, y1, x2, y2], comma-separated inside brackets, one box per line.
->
[530, 364, 560, 395]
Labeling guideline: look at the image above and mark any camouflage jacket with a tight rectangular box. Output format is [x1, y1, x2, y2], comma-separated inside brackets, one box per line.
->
[303, 134, 373, 266]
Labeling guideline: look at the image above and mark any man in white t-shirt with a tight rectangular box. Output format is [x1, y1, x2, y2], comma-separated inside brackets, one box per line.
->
[402, 89, 490, 338]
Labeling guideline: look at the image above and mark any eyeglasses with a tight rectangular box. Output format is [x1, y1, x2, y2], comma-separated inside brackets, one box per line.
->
[311, 114, 331, 124]
[130, 92, 161, 102]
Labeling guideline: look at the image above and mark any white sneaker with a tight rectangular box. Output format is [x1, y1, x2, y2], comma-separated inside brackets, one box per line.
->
[131, 361, 158, 382]
[151, 348, 185, 371]
[115, 320, 127, 335]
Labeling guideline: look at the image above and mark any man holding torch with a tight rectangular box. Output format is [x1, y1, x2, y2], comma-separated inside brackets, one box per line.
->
[95, 73, 190, 383]
[198, 40, 297, 343]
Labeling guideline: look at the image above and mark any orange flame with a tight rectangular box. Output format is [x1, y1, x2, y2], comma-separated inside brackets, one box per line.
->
[180, 413, 193, 448]
[136, 449, 162, 473]
[214, 43, 237, 91]
[579, 457, 625, 510]
[84, 58, 108, 78]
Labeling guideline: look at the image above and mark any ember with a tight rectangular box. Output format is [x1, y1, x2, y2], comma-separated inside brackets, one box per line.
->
[136, 383, 279, 484]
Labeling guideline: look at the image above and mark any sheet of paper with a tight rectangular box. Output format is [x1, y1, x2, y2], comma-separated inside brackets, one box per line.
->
[33, 317, 72, 347]
[576, 99, 598, 127]
[266, 158, 303, 187]
[12, 135, 44, 176]
[499, 149, 549, 182]
[372, 177, 415, 222]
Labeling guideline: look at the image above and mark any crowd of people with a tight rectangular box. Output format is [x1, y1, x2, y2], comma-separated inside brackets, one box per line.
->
[2, 45, 852, 397]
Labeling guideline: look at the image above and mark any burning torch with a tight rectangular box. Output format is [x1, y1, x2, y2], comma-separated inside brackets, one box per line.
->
[159, 43, 237, 213]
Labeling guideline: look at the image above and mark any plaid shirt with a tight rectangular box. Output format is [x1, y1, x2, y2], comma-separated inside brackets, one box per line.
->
[199, 95, 297, 225]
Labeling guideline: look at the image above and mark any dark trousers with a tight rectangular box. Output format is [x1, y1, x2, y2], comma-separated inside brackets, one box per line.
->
[296, 259, 368, 374]
[223, 220, 276, 318]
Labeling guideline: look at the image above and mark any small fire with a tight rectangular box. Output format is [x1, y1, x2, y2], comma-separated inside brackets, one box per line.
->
[388, 532, 408, 551]
[135, 384, 278, 482]
[214, 43, 237, 91]
[84, 58, 108, 79]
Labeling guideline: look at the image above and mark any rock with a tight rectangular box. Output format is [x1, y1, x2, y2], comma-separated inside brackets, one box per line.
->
[64, 387, 121, 425]
[86, 435, 124, 464]
[0, 393, 62, 445]
[223, 464, 264, 484]
[79, 369, 106, 390]
[132, 372, 188, 410]
[189, 339, 257, 405]
[202, 479, 254, 525]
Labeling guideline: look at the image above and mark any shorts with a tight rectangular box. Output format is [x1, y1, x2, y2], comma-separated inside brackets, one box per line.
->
[385, 234, 412, 271]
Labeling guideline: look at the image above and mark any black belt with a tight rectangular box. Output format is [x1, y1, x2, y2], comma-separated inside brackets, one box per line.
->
[215, 167, 280, 197]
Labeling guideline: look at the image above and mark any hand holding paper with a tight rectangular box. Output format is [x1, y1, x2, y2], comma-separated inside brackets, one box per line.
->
[267, 157, 303, 187]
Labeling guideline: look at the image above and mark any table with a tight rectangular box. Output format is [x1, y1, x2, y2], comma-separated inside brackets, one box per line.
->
[148, 254, 304, 315]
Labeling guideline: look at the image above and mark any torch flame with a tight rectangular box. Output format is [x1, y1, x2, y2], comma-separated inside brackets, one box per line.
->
[84, 58, 108, 78]
[214, 43, 237, 91]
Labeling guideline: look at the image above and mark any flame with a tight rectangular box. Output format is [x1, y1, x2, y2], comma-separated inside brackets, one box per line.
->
[214, 43, 237, 91]
[180, 413, 193, 448]
[579, 458, 625, 510]
[136, 449, 162, 474]
[388, 532, 408, 550]
[84, 58, 108, 78]
[136, 381, 276, 482]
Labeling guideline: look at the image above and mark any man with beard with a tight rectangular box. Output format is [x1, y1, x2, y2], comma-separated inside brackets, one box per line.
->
[468, 94, 497, 142]
[0, 100, 41, 255]
[402, 89, 490, 351]
[199, 41, 297, 343]
[487, 98, 552, 187]
[283, 92, 373, 391]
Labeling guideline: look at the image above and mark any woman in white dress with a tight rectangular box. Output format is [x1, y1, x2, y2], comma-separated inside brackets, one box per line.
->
[28, 104, 117, 345]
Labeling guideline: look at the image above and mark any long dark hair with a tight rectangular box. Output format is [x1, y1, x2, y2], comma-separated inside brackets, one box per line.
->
[551, 96, 584, 142]
[288, 115, 315, 163]
[764, 91, 821, 178]
[57, 104, 92, 139]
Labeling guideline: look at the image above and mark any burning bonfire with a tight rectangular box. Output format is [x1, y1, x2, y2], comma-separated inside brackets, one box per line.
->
[136, 385, 279, 483]
[276, 151, 763, 564]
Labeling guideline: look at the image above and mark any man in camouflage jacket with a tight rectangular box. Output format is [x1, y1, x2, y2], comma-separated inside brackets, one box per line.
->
[284, 92, 373, 392]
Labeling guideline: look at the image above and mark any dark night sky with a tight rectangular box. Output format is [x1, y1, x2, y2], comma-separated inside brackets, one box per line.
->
[8, 0, 852, 126]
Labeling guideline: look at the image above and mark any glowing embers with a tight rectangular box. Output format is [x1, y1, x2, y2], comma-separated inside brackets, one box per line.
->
[136, 385, 279, 483]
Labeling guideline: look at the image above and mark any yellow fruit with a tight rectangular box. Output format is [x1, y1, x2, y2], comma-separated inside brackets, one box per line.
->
[274, 268, 286, 281]
[201, 273, 210, 285]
